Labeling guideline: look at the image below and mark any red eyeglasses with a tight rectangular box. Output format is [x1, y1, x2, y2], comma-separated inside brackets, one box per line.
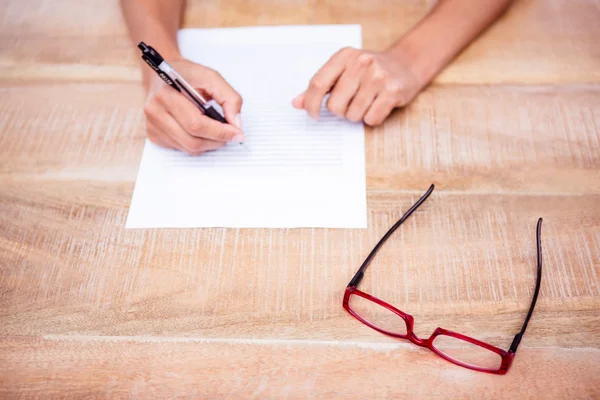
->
[343, 184, 543, 375]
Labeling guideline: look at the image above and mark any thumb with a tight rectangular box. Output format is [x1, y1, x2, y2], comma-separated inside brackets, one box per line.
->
[202, 72, 244, 130]
[221, 97, 243, 131]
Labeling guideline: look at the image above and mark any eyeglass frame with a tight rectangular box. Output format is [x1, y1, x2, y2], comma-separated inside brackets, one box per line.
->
[342, 184, 543, 375]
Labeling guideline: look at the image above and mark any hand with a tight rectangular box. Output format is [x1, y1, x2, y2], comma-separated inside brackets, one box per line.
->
[143, 58, 244, 155]
[292, 47, 424, 126]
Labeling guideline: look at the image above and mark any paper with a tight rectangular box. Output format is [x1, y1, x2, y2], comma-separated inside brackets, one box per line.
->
[126, 25, 367, 228]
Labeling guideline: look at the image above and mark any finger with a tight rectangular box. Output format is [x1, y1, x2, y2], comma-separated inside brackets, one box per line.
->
[292, 92, 305, 109]
[346, 61, 389, 122]
[325, 59, 368, 117]
[345, 83, 378, 123]
[199, 70, 243, 129]
[302, 47, 356, 119]
[144, 100, 185, 151]
[156, 86, 244, 143]
[197, 89, 213, 102]
[345, 73, 381, 123]
[146, 103, 225, 155]
[363, 95, 397, 127]
[160, 113, 225, 155]
[147, 125, 178, 150]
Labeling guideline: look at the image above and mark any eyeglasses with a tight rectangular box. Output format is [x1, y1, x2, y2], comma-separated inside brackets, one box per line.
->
[343, 184, 543, 375]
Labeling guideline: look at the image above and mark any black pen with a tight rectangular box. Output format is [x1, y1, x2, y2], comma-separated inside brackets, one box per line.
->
[137, 41, 228, 124]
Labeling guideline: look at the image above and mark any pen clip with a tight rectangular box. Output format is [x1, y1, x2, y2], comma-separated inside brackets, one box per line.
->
[137, 41, 229, 126]
[138, 41, 181, 92]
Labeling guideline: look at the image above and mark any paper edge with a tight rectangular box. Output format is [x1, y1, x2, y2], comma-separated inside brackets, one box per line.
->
[127, 24, 367, 230]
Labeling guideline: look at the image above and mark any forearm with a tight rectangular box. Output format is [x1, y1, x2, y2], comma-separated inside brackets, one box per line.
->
[388, 0, 513, 85]
[120, 0, 186, 89]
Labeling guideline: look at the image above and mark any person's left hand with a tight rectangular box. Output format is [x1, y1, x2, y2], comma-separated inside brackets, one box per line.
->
[292, 47, 424, 126]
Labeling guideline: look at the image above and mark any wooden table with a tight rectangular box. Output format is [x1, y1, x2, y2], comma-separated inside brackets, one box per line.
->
[1, 0, 599, 398]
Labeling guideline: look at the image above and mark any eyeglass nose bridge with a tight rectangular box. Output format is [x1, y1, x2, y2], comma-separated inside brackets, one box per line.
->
[401, 314, 429, 348]
[407, 333, 428, 347]
[403, 318, 438, 348]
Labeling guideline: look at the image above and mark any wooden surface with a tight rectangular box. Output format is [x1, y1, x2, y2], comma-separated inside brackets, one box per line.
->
[1, 0, 599, 398]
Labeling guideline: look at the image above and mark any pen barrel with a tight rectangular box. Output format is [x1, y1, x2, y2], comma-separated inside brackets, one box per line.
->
[204, 107, 227, 123]
[157, 60, 228, 124]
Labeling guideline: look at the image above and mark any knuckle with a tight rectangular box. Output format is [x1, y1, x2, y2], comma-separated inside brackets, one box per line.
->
[146, 129, 158, 141]
[233, 93, 243, 107]
[187, 139, 206, 153]
[329, 105, 344, 117]
[143, 106, 162, 124]
[204, 68, 219, 78]
[187, 118, 205, 136]
[309, 78, 325, 91]
[148, 136, 161, 147]
[209, 69, 223, 81]
[396, 95, 409, 107]
[339, 46, 354, 56]
[326, 98, 344, 116]
[143, 103, 156, 118]
[155, 87, 170, 103]
[371, 69, 387, 84]
[205, 142, 225, 153]
[346, 110, 361, 123]
[357, 52, 375, 66]
[216, 127, 233, 141]
[385, 81, 403, 96]
[364, 114, 383, 126]
[363, 116, 375, 126]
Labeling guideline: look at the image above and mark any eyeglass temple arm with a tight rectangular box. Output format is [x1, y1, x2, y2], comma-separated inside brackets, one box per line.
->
[509, 218, 543, 354]
[348, 184, 435, 288]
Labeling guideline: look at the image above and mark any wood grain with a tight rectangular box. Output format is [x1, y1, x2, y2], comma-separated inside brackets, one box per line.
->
[1, 182, 599, 348]
[0, 0, 599, 84]
[1, 83, 599, 193]
[1, 336, 599, 399]
[1, 0, 599, 397]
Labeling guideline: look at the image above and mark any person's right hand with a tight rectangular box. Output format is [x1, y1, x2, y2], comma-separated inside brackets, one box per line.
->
[143, 58, 245, 155]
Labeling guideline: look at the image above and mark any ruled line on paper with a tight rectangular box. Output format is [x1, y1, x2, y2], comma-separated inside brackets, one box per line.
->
[125, 25, 367, 229]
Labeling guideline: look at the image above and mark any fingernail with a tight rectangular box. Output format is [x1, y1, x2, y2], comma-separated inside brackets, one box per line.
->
[234, 114, 243, 130]
[232, 133, 245, 142]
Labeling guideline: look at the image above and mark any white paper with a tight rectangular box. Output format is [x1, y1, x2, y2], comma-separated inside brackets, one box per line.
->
[126, 25, 367, 228]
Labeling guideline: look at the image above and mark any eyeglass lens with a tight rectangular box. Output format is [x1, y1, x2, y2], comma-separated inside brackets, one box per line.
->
[348, 293, 408, 336]
[349, 292, 503, 370]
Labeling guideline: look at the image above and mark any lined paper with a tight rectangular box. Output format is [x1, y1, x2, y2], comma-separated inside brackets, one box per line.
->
[126, 25, 367, 228]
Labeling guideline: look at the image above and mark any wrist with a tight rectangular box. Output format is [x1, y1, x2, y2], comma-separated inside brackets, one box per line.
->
[384, 0, 467, 87]
[385, 0, 512, 88]
[159, 46, 184, 63]
[384, 39, 434, 90]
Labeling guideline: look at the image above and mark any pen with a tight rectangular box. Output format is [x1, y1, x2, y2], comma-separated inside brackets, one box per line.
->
[137, 41, 228, 124]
